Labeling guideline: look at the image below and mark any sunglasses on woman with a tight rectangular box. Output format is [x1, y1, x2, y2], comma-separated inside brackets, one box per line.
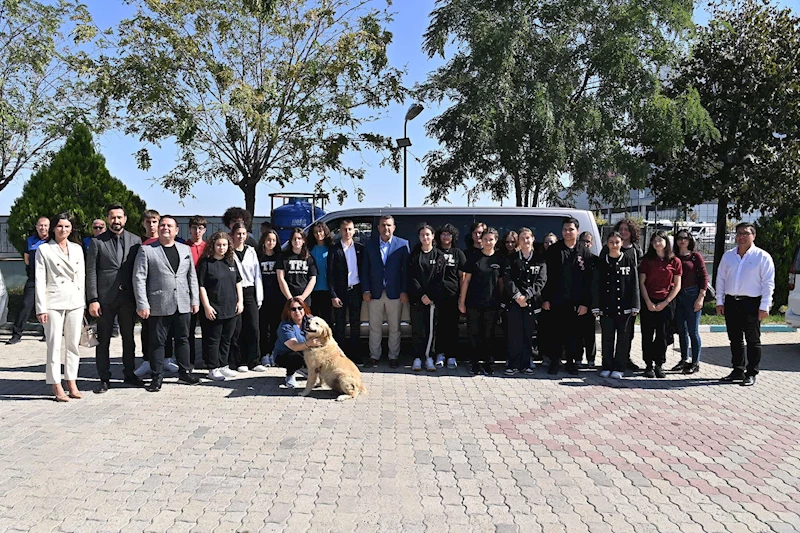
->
[290, 306, 304, 312]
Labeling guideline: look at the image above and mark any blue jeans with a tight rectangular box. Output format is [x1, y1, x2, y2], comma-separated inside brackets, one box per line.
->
[675, 286, 702, 364]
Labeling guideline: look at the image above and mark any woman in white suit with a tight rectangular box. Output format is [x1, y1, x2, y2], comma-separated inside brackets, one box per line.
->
[35, 213, 86, 402]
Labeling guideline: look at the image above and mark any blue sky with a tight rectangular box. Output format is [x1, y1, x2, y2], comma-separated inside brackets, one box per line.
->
[1, 0, 798, 216]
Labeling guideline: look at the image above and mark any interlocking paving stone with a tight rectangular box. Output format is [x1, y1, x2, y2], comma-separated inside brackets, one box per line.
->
[1, 331, 799, 531]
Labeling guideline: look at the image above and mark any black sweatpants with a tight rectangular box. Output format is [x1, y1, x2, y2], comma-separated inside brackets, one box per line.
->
[724, 295, 762, 376]
[275, 350, 305, 377]
[435, 294, 460, 361]
[410, 303, 436, 359]
[545, 306, 582, 366]
[259, 299, 284, 359]
[579, 313, 597, 364]
[231, 286, 260, 369]
[148, 312, 191, 378]
[333, 285, 363, 361]
[600, 314, 634, 372]
[506, 305, 535, 371]
[201, 315, 237, 370]
[95, 296, 137, 381]
[467, 307, 496, 367]
[311, 291, 332, 324]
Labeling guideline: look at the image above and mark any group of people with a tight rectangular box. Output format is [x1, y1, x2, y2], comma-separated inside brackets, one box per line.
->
[10, 204, 776, 401]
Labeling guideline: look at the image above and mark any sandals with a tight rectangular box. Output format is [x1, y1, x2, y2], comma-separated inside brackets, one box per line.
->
[68, 391, 83, 399]
[54, 394, 70, 402]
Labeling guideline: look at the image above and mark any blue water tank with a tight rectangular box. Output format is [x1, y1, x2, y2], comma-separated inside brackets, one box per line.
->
[271, 198, 326, 245]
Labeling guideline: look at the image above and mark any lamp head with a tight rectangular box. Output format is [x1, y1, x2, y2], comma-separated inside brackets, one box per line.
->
[405, 103, 424, 121]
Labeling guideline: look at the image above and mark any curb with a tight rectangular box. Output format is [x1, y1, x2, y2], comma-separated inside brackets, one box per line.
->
[629, 324, 797, 333]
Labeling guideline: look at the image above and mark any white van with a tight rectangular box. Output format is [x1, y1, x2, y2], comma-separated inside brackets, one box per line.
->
[301, 207, 601, 338]
[786, 240, 800, 328]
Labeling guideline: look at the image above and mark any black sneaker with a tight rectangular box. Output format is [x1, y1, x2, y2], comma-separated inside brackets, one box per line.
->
[626, 360, 641, 372]
[644, 366, 655, 378]
[5, 336, 21, 345]
[670, 361, 686, 372]
[178, 372, 200, 386]
[470, 363, 481, 375]
[654, 366, 666, 379]
[146, 375, 163, 392]
[483, 361, 493, 375]
[547, 363, 559, 375]
[683, 363, 700, 375]
[565, 362, 579, 376]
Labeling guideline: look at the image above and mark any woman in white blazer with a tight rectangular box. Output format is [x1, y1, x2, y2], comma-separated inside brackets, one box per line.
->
[35, 213, 86, 402]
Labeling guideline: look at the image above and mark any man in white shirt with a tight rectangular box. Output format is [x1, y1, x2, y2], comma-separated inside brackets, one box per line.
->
[329, 219, 365, 364]
[715, 222, 775, 386]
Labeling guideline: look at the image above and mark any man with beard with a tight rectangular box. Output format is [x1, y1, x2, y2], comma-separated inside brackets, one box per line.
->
[86, 204, 143, 393]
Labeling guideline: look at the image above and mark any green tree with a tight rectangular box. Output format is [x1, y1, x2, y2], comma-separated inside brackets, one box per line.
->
[755, 205, 800, 312]
[0, 0, 96, 193]
[95, 0, 404, 213]
[417, 0, 713, 207]
[7, 124, 145, 255]
[646, 0, 800, 282]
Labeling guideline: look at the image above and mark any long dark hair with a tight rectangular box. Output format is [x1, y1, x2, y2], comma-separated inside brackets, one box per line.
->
[307, 222, 332, 250]
[645, 230, 675, 261]
[287, 227, 309, 259]
[465, 221, 486, 248]
[203, 231, 235, 263]
[258, 228, 282, 256]
[48, 212, 80, 243]
[672, 229, 696, 255]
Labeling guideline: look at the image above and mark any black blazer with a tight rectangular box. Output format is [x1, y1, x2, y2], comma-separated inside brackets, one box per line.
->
[86, 229, 142, 304]
[327, 240, 365, 300]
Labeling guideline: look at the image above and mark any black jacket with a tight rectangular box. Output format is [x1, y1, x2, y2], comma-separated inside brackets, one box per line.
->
[408, 246, 445, 305]
[591, 251, 640, 316]
[504, 250, 547, 311]
[542, 240, 594, 309]
[86, 229, 142, 304]
[327, 240, 365, 300]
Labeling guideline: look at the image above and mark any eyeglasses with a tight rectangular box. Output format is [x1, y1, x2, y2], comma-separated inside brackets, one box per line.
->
[93, 226, 104, 230]
[290, 307, 304, 312]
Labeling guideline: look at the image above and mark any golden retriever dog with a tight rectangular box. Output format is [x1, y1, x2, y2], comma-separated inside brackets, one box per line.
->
[301, 316, 367, 401]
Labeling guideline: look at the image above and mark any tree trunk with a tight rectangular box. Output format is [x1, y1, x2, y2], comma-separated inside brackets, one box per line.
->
[240, 181, 257, 217]
[712, 194, 729, 287]
[513, 175, 523, 207]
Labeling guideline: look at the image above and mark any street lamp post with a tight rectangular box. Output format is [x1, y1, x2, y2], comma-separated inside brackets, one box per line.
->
[396, 103, 423, 207]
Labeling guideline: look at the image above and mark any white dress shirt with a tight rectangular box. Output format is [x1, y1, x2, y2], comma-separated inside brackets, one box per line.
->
[715, 244, 775, 311]
[342, 241, 360, 286]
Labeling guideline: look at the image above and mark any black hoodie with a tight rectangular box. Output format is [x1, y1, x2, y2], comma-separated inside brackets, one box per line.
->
[408, 245, 444, 305]
[505, 249, 547, 311]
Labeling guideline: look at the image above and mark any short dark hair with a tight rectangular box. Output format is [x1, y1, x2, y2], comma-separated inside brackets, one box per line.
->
[606, 231, 623, 243]
[340, 218, 354, 227]
[260, 221, 272, 233]
[672, 229, 696, 254]
[613, 218, 640, 244]
[736, 222, 756, 235]
[159, 214, 178, 227]
[435, 223, 459, 244]
[579, 231, 593, 242]
[378, 214, 395, 224]
[466, 221, 487, 247]
[562, 217, 580, 230]
[222, 207, 252, 229]
[189, 215, 207, 227]
[105, 203, 125, 216]
[142, 209, 160, 222]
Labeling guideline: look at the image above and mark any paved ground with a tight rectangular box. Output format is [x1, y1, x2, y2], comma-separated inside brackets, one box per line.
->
[1, 330, 799, 533]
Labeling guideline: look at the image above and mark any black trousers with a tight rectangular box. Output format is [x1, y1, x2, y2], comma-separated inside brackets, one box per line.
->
[275, 350, 305, 377]
[259, 299, 284, 358]
[148, 312, 191, 377]
[545, 306, 582, 365]
[333, 284, 363, 361]
[189, 313, 203, 367]
[579, 313, 597, 363]
[410, 303, 436, 359]
[311, 291, 332, 324]
[507, 305, 535, 370]
[95, 296, 137, 380]
[201, 315, 237, 370]
[435, 294, 460, 360]
[640, 299, 674, 367]
[467, 307, 496, 366]
[11, 280, 36, 338]
[724, 295, 762, 376]
[600, 314, 634, 372]
[231, 286, 260, 368]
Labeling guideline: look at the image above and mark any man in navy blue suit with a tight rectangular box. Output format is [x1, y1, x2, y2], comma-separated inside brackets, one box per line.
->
[362, 215, 410, 368]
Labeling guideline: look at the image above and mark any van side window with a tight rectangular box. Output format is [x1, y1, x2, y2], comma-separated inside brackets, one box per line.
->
[327, 217, 374, 244]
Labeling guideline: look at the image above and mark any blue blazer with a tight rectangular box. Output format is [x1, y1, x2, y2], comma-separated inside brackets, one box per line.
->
[362, 236, 410, 300]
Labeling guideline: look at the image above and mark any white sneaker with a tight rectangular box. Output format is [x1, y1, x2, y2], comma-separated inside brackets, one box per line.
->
[412, 358, 422, 371]
[164, 358, 179, 373]
[447, 358, 457, 369]
[134, 360, 151, 377]
[220, 367, 238, 378]
[252, 365, 268, 372]
[425, 357, 436, 372]
[599, 370, 612, 378]
[208, 368, 226, 381]
[610, 371, 624, 380]
[435, 354, 445, 368]
[237, 366, 249, 373]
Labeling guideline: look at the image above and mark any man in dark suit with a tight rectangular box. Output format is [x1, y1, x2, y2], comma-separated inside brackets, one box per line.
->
[328, 218, 365, 364]
[133, 215, 200, 392]
[87, 204, 143, 393]
[362, 214, 409, 368]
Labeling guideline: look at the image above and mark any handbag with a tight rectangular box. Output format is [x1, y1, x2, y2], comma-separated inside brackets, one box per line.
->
[80, 318, 99, 348]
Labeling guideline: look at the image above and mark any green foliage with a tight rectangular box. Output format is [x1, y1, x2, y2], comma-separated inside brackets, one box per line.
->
[755, 205, 800, 310]
[7, 124, 146, 255]
[0, 0, 97, 193]
[94, 0, 404, 213]
[646, 0, 800, 275]
[417, 0, 713, 207]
